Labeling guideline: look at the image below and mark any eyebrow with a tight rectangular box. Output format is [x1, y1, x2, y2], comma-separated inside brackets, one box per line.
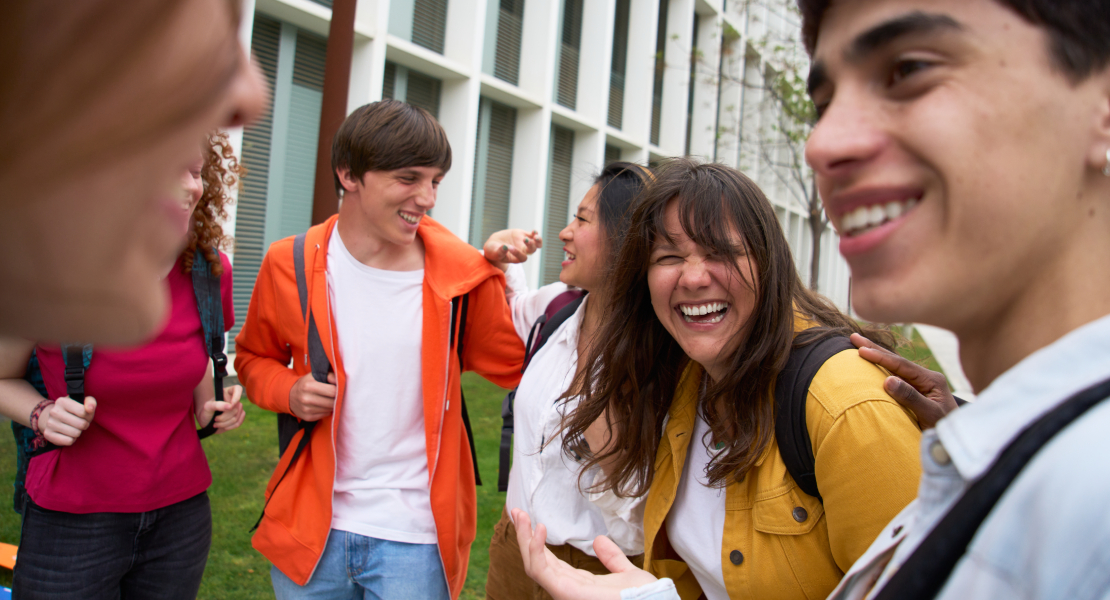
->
[807, 11, 963, 96]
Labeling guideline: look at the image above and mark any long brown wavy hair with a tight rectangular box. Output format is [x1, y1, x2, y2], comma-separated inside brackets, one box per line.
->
[181, 131, 241, 276]
[561, 158, 893, 497]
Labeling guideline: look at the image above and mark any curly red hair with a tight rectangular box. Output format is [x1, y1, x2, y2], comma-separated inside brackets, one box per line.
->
[182, 131, 242, 276]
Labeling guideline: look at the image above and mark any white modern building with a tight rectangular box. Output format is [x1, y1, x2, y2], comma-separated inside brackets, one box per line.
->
[226, 0, 852, 347]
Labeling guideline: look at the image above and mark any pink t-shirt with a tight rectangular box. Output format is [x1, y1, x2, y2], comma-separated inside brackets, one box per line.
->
[26, 254, 234, 513]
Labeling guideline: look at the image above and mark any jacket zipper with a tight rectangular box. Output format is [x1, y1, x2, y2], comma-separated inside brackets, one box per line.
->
[431, 293, 452, 594]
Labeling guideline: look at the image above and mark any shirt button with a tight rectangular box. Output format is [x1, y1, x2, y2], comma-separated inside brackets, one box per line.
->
[729, 550, 744, 565]
[929, 440, 951, 466]
[792, 507, 808, 522]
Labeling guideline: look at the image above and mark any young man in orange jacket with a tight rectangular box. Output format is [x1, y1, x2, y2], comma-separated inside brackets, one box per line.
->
[235, 100, 525, 599]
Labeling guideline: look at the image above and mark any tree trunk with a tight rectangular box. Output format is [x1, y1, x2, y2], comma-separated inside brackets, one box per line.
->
[807, 180, 826, 290]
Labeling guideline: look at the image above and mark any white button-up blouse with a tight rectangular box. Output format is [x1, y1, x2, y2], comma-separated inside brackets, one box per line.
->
[502, 264, 645, 556]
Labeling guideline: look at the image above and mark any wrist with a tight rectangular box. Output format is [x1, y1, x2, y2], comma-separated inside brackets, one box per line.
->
[29, 399, 54, 436]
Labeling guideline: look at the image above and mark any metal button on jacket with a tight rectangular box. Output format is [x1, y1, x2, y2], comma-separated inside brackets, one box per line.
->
[792, 507, 808, 522]
[929, 440, 952, 466]
[729, 550, 744, 565]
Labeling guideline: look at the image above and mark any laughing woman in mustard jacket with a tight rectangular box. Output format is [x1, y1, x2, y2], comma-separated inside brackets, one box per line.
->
[512, 159, 922, 600]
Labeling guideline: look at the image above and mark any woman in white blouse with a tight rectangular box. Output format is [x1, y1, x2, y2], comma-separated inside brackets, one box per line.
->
[480, 162, 652, 600]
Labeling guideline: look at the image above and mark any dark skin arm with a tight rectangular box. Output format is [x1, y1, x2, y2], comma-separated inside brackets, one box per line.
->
[850, 333, 960, 430]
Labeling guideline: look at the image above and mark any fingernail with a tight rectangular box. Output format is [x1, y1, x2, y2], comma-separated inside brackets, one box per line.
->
[501, 245, 509, 252]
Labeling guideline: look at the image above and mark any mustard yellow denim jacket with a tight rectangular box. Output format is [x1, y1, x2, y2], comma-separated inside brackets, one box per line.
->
[643, 350, 922, 600]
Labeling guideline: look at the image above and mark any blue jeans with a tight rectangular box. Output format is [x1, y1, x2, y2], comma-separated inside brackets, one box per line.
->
[13, 491, 211, 600]
[271, 529, 450, 600]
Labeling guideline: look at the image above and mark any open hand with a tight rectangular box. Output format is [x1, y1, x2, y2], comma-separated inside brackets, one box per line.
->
[851, 333, 959, 429]
[483, 229, 542, 268]
[513, 508, 657, 600]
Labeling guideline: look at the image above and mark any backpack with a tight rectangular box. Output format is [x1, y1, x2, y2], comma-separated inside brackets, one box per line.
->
[254, 232, 482, 530]
[496, 290, 586, 492]
[11, 249, 228, 513]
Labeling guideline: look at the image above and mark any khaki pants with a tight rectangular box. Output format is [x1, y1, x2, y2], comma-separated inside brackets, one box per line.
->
[485, 508, 644, 600]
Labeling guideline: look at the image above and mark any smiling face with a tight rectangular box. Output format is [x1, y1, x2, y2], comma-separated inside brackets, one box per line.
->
[339, 165, 444, 251]
[805, 0, 1110, 338]
[559, 184, 606, 291]
[647, 200, 759, 381]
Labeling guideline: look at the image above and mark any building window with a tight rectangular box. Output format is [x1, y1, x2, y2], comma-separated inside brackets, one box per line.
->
[554, 0, 583, 109]
[604, 143, 622, 166]
[469, 98, 517, 247]
[543, 125, 575, 284]
[485, 0, 524, 85]
[685, 14, 698, 156]
[608, 0, 630, 129]
[389, 0, 448, 55]
[382, 61, 442, 118]
[651, 0, 669, 146]
[233, 15, 326, 351]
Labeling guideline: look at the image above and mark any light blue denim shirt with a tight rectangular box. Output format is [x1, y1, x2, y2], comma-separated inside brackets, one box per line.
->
[628, 313, 1110, 600]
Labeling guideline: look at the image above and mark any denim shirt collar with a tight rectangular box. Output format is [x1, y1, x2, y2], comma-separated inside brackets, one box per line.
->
[936, 312, 1110, 481]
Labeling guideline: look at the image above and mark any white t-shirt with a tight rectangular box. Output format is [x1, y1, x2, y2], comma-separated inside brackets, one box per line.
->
[326, 229, 436, 544]
[665, 414, 729, 600]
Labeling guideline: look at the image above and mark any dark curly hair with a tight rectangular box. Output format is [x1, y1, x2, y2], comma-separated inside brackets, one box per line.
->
[182, 131, 241, 276]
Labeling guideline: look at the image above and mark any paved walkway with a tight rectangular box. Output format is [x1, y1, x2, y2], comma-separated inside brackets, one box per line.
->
[914, 324, 976, 400]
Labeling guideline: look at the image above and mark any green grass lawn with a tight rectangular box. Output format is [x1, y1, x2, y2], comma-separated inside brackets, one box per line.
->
[0, 372, 509, 599]
[0, 333, 943, 597]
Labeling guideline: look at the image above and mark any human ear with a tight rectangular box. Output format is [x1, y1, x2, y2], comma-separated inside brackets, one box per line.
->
[1086, 65, 1110, 175]
[336, 167, 360, 192]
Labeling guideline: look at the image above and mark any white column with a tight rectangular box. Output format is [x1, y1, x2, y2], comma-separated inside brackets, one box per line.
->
[430, 0, 489, 240]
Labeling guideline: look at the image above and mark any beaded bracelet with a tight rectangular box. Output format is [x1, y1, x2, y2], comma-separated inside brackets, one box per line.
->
[29, 399, 54, 437]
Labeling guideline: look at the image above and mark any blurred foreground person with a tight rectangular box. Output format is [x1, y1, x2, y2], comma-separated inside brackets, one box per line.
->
[0, 0, 266, 345]
[0, 134, 246, 600]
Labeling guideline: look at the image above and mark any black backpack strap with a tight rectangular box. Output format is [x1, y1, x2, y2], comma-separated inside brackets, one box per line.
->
[873, 375, 1110, 600]
[497, 293, 587, 492]
[62, 343, 91, 402]
[254, 232, 328, 532]
[192, 249, 226, 440]
[452, 294, 481, 486]
[774, 333, 856, 502]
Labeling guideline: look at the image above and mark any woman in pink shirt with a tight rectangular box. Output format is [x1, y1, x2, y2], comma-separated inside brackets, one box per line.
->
[0, 132, 246, 600]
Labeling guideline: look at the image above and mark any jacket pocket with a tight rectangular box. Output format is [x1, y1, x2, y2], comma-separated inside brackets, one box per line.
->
[752, 486, 823, 535]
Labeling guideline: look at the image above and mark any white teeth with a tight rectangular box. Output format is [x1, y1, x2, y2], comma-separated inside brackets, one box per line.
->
[679, 302, 729, 317]
[839, 197, 919, 237]
[400, 212, 420, 224]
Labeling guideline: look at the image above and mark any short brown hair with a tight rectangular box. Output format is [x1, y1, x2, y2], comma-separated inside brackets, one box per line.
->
[798, 0, 1110, 82]
[331, 100, 452, 195]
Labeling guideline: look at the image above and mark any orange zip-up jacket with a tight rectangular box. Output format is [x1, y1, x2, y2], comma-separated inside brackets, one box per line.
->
[234, 215, 525, 597]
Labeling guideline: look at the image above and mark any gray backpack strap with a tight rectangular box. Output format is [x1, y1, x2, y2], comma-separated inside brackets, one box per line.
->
[255, 232, 329, 532]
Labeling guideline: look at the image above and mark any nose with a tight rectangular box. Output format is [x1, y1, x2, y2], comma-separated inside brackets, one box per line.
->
[677, 256, 712, 290]
[415, 179, 438, 210]
[558, 221, 573, 243]
[221, 51, 269, 130]
[181, 171, 202, 202]
[804, 91, 886, 182]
